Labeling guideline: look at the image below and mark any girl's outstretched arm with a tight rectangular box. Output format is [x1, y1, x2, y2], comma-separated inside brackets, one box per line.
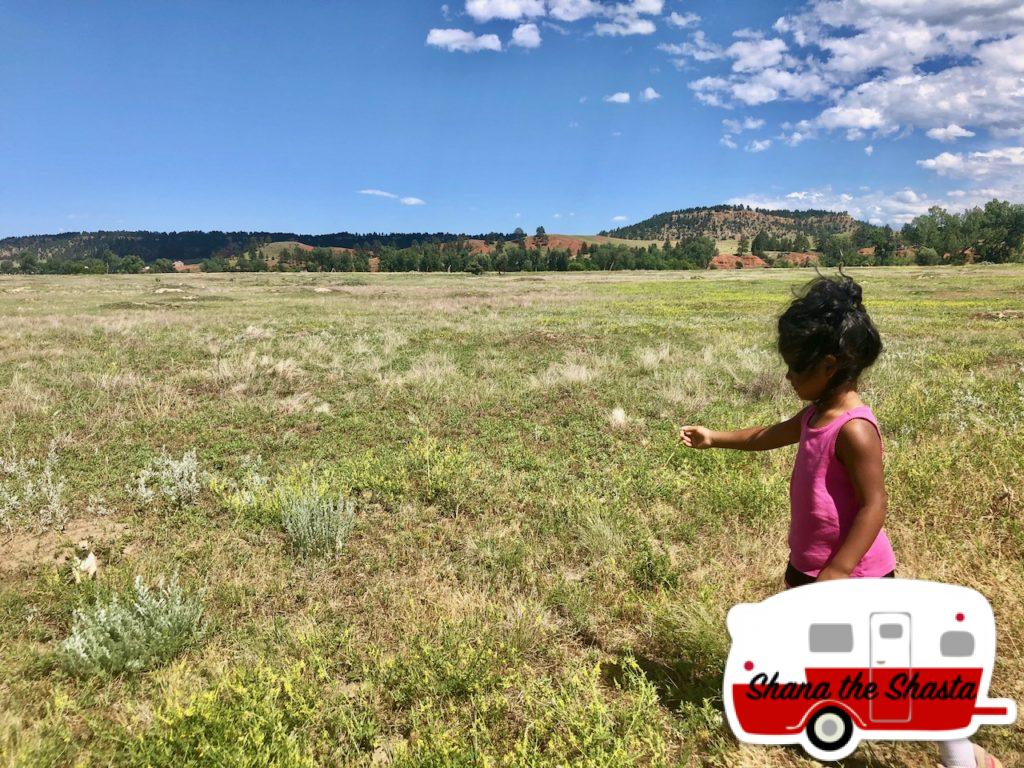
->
[816, 419, 888, 581]
[679, 407, 805, 451]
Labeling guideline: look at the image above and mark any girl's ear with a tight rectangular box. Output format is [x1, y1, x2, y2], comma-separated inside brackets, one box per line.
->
[822, 354, 839, 374]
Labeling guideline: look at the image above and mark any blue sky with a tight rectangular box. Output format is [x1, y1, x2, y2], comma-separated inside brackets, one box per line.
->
[2, 1, 1023, 237]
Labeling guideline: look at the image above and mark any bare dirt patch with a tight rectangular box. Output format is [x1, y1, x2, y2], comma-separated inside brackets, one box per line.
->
[2, 518, 130, 574]
[973, 309, 1024, 320]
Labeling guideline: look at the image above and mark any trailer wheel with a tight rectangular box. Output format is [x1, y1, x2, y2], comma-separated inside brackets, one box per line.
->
[806, 707, 854, 753]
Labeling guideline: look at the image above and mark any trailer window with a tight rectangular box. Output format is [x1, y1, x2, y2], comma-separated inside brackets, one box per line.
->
[809, 624, 853, 653]
[941, 631, 974, 657]
[879, 623, 903, 639]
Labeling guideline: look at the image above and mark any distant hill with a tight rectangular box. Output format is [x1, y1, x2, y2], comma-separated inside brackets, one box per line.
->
[258, 241, 355, 258]
[599, 205, 864, 243]
[0, 207, 868, 266]
[0, 230, 496, 265]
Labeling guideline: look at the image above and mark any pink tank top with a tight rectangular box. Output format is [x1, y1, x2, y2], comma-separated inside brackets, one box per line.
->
[789, 404, 897, 578]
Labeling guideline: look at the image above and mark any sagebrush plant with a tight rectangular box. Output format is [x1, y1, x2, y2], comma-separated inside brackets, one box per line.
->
[278, 481, 356, 557]
[0, 442, 69, 532]
[61, 574, 204, 676]
[130, 449, 204, 508]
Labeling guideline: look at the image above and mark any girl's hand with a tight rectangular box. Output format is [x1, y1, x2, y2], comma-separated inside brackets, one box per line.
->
[679, 425, 714, 449]
[816, 564, 852, 582]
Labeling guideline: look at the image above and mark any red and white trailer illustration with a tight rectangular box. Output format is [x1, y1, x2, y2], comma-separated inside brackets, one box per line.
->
[723, 579, 1017, 761]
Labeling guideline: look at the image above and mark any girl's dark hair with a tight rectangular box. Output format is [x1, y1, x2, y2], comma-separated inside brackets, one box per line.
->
[777, 270, 882, 400]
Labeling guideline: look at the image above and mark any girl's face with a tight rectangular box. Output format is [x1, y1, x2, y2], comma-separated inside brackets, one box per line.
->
[784, 354, 838, 401]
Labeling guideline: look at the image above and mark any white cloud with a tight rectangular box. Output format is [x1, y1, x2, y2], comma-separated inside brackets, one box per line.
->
[808, 59, 1024, 140]
[926, 124, 976, 142]
[738, 180, 1024, 225]
[511, 22, 542, 48]
[720, 135, 738, 149]
[595, 16, 657, 36]
[732, 28, 763, 40]
[727, 185, 939, 225]
[640, 86, 661, 101]
[548, 0, 603, 22]
[817, 106, 887, 130]
[427, 28, 502, 52]
[604, 91, 631, 103]
[819, 20, 942, 75]
[592, 0, 664, 35]
[689, 76, 729, 92]
[465, 0, 545, 22]
[745, 68, 829, 100]
[726, 37, 787, 72]
[688, 75, 732, 107]
[780, 128, 812, 146]
[730, 81, 779, 105]
[616, 0, 664, 14]
[681, 3, 1024, 153]
[745, 138, 772, 152]
[722, 117, 765, 133]
[667, 11, 700, 28]
[612, 215, 629, 221]
[917, 146, 1024, 178]
[360, 189, 426, 206]
[659, 31, 723, 62]
[976, 32, 1024, 72]
[917, 152, 964, 175]
[864, 145, 874, 155]
[542, 20, 570, 33]
[687, 65, 829, 108]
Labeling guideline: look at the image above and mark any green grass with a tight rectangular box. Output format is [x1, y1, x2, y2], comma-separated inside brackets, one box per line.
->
[1, 267, 1022, 767]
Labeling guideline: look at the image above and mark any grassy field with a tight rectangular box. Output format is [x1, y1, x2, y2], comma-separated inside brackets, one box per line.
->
[1, 267, 1022, 767]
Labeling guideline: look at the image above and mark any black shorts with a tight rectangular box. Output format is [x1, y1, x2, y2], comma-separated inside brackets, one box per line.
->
[785, 561, 896, 588]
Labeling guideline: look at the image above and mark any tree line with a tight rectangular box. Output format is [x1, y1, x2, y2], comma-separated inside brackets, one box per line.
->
[201, 233, 719, 274]
[2, 200, 1022, 274]
[812, 200, 1024, 266]
[0, 250, 178, 275]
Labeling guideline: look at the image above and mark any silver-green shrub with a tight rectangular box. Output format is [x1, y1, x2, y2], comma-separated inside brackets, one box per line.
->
[0, 443, 69, 532]
[130, 449, 203, 509]
[278, 483, 355, 557]
[61, 574, 204, 676]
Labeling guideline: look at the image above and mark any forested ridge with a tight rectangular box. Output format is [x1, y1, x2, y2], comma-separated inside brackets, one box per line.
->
[1, 200, 1022, 274]
[0, 230, 497, 265]
[601, 205, 861, 242]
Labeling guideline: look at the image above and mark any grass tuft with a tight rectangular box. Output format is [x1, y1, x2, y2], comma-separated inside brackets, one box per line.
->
[128, 665, 317, 768]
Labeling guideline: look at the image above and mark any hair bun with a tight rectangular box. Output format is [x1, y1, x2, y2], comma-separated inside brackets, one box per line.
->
[841, 279, 863, 308]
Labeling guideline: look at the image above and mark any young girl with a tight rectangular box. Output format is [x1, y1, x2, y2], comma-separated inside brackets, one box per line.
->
[678, 274, 1002, 768]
